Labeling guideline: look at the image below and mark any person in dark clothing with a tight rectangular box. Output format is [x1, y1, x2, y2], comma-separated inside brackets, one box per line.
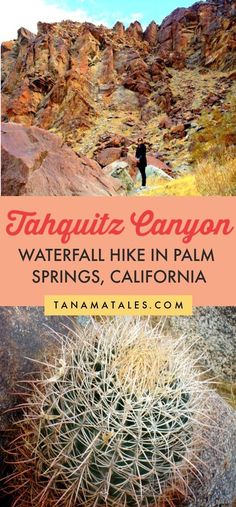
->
[136, 138, 147, 188]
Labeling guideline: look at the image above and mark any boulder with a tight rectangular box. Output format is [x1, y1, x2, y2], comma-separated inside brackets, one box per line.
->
[147, 155, 174, 177]
[96, 132, 128, 148]
[126, 153, 138, 179]
[123, 69, 151, 96]
[1, 122, 122, 196]
[136, 164, 172, 182]
[153, 86, 174, 113]
[170, 123, 186, 138]
[170, 123, 185, 134]
[182, 111, 195, 122]
[93, 133, 134, 168]
[94, 147, 122, 167]
[159, 115, 173, 129]
[103, 160, 134, 193]
[150, 62, 170, 82]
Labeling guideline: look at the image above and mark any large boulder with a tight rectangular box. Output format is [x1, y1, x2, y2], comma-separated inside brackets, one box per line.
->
[103, 160, 134, 193]
[94, 146, 122, 167]
[93, 132, 134, 168]
[136, 164, 172, 182]
[147, 155, 174, 177]
[1, 122, 122, 196]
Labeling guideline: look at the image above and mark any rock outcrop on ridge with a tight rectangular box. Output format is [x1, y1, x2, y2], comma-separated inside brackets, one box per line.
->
[1, 0, 235, 136]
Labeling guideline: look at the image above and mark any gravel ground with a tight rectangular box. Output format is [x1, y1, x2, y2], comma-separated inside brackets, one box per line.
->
[184, 390, 236, 507]
[169, 307, 236, 382]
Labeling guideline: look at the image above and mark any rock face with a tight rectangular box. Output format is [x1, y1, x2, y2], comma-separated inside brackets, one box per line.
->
[1, 122, 122, 195]
[1, 0, 235, 135]
[147, 155, 174, 177]
[136, 164, 172, 182]
[158, 0, 236, 70]
[94, 147, 122, 167]
[103, 160, 134, 192]
[144, 21, 159, 46]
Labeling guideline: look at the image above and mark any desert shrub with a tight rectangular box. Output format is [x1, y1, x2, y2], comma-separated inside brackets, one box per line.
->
[195, 152, 236, 196]
[190, 97, 236, 163]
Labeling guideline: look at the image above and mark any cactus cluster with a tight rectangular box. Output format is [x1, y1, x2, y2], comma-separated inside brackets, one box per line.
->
[8, 318, 208, 507]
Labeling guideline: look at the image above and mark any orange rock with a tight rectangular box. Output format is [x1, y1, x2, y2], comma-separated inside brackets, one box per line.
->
[95, 147, 122, 167]
[1, 0, 235, 150]
[1, 123, 121, 196]
[159, 115, 173, 129]
[144, 21, 159, 46]
[126, 21, 143, 41]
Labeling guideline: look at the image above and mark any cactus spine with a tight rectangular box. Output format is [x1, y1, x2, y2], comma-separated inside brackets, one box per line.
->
[8, 318, 208, 506]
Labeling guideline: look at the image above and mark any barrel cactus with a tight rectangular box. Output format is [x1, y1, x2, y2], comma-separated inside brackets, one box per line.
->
[8, 317, 208, 506]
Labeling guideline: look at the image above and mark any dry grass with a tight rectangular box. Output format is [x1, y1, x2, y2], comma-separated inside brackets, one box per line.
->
[190, 96, 236, 163]
[195, 153, 236, 196]
[138, 174, 200, 196]
[215, 382, 236, 410]
[137, 150, 236, 197]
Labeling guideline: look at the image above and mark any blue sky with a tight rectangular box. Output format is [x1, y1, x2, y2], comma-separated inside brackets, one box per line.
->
[49, 0, 197, 26]
[1, 0, 200, 42]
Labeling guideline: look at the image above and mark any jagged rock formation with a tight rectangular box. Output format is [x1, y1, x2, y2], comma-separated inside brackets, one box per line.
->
[158, 0, 236, 69]
[1, 0, 235, 133]
[144, 21, 159, 46]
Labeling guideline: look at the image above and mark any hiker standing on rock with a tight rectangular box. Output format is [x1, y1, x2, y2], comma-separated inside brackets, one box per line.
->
[136, 138, 147, 189]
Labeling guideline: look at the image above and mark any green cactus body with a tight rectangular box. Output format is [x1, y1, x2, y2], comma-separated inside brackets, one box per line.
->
[9, 318, 206, 507]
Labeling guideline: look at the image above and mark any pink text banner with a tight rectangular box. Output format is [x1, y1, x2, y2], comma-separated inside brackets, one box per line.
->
[0, 196, 235, 307]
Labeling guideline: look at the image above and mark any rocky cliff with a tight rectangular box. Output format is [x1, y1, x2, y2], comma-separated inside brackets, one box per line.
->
[1, 0, 236, 195]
